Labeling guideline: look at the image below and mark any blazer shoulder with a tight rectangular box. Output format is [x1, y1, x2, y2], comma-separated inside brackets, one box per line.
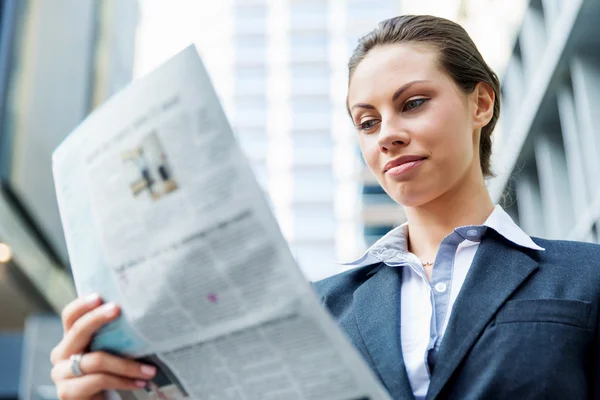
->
[311, 263, 382, 299]
[310, 263, 382, 317]
[533, 237, 600, 261]
[531, 237, 600, 280]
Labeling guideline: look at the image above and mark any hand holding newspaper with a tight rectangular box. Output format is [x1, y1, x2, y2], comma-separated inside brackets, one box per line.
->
[52, 46, 392, 400]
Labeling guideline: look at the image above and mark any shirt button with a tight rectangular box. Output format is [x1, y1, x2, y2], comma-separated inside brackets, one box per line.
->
[466, 229, 478, 237]
[434, 282, 447, 293]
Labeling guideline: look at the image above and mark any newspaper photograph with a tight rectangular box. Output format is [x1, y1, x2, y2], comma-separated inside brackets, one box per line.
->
[52, 45, 392, 400]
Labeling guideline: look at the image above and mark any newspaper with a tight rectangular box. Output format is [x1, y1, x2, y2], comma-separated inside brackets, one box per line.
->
[52, 46, 391, 400]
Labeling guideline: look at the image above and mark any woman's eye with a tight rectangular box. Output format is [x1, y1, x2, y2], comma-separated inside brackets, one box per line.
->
[358, 119, 379, 131]
[403, 98, 429, 112]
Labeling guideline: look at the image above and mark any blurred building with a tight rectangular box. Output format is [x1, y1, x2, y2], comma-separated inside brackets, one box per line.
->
[0, 0, 138, 398]
[490, 0, 600, 244]
[222, 0, 402, 280]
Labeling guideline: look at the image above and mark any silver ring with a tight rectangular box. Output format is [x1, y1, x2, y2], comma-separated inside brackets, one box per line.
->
[70, 353, 84, 377]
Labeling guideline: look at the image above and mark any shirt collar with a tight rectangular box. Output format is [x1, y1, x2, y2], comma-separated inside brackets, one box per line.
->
[341, 204, 544, 268]
[484, 205, 545, 251]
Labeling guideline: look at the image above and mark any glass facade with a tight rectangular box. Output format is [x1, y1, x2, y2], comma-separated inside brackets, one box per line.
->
[233, 0, 268, 191]
[492, 0, 600, 244]
[0, 0, 138, 397]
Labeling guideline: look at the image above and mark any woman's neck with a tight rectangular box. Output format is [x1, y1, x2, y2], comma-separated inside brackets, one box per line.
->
[404, 174, 494, 268]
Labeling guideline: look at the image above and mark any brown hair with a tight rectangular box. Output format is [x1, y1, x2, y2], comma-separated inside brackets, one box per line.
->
[348, 15, 500, 178]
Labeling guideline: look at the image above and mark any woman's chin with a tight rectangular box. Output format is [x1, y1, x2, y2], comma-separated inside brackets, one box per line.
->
[388, 185, 440, 208]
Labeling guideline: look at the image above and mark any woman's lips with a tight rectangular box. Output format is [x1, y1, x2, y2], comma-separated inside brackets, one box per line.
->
[385, 158, 426, 177]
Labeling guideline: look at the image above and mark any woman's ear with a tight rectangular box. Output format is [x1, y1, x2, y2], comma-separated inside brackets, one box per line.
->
[472, 82, 495, 129]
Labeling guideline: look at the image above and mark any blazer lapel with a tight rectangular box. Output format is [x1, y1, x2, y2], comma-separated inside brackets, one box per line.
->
[354, 264, 415, 400]
[426, 230, 540, 400]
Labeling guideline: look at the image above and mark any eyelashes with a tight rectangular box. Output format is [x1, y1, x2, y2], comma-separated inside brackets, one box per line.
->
[403, 98, 429, 112]
[355, 97, 430, 132]
[358, 119, 379, 131]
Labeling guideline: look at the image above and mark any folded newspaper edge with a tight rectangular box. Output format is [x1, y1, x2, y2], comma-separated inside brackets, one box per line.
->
[52, 45, 392, 400]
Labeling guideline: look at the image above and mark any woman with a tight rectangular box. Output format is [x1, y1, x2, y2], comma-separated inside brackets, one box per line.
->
[50, 15, 600, 399]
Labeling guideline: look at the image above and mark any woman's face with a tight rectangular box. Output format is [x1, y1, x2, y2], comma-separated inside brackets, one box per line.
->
[348, 43, 491, 207]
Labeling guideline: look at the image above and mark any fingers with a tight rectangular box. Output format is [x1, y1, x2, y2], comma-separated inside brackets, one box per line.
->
[51, 297, 150, 400]
[51, 352, 157, 381]
[55, 373, 147, 400]
[61, 294, 103, 332]
[51, 303, 121, 363]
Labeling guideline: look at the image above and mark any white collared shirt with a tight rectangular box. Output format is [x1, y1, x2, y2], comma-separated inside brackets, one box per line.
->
[343, 205, 545, 399]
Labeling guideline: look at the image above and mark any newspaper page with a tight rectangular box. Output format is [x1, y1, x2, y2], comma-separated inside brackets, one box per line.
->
[52, 45, 392, 400]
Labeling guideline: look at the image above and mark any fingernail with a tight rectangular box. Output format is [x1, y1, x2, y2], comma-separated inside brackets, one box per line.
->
[141, 365, 156, 376]
[85, 293, 100, 305]
[102, 303, 117, 316]
[135, 380, 147, 388]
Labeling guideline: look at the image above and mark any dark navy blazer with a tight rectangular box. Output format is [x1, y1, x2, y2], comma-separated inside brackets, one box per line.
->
[313, 229, 600, 399]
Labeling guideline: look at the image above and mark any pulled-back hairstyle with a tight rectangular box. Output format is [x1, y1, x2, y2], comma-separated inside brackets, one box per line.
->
[348, 15, 500, 178]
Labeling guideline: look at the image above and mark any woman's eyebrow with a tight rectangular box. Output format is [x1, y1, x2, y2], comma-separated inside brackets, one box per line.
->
[350, 103, 376, 111]
[349, 80, 431, 112]
[391, 80, 430, 102]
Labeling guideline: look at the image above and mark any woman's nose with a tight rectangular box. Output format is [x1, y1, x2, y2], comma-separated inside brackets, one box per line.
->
[377, 119, 410, 152]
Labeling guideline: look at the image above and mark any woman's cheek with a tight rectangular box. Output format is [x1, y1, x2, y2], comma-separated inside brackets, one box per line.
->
[360, 139, 380, 175]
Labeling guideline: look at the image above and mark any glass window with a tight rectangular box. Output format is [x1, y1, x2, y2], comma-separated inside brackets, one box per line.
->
[293, 204, 336, 238]
[291, 112, 330, 130]
[234, 5, 267, 20]
[292, 131, 332, 148]
[235, 41, 266, 58]
[289, 1, 328, 30]
[291, 97, 331, 127]
[363, 194, 396, 205]
[362, 185, 395, 205]
[234, 5, 267, 35]
[363, 225, 394, 237]
[235, 95, 267, 110]
[290, 34, 328, 60]
[235, 35, 267, 63]
[291, 97, 331, 113]
[233, 94, 266, 126]
[235, 126, 268, 139]
[293, 116, 330, 131]
[364, 225, 394, 247]
[292, 131, 332, 166]
[290, 1, 327, 16]
[293, 244, 336, 263]
[293, 166, 334, 200]
[235, 79, 266, 95]
[347, 0, 387, 4]
[294, 147, 332, 166]
[290, 78, 330, 96]
[362, 184, 386, 195]
[347, 1, 392, 20]
[291, 65, 331, 79]
[236, 35, 267, 49]
[292, 243, 338, 280]
[234, 110, 266, 127]
[290, 33, 328, 48]
[235, 65, 266, 94]
[236, 66, 267, 79]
